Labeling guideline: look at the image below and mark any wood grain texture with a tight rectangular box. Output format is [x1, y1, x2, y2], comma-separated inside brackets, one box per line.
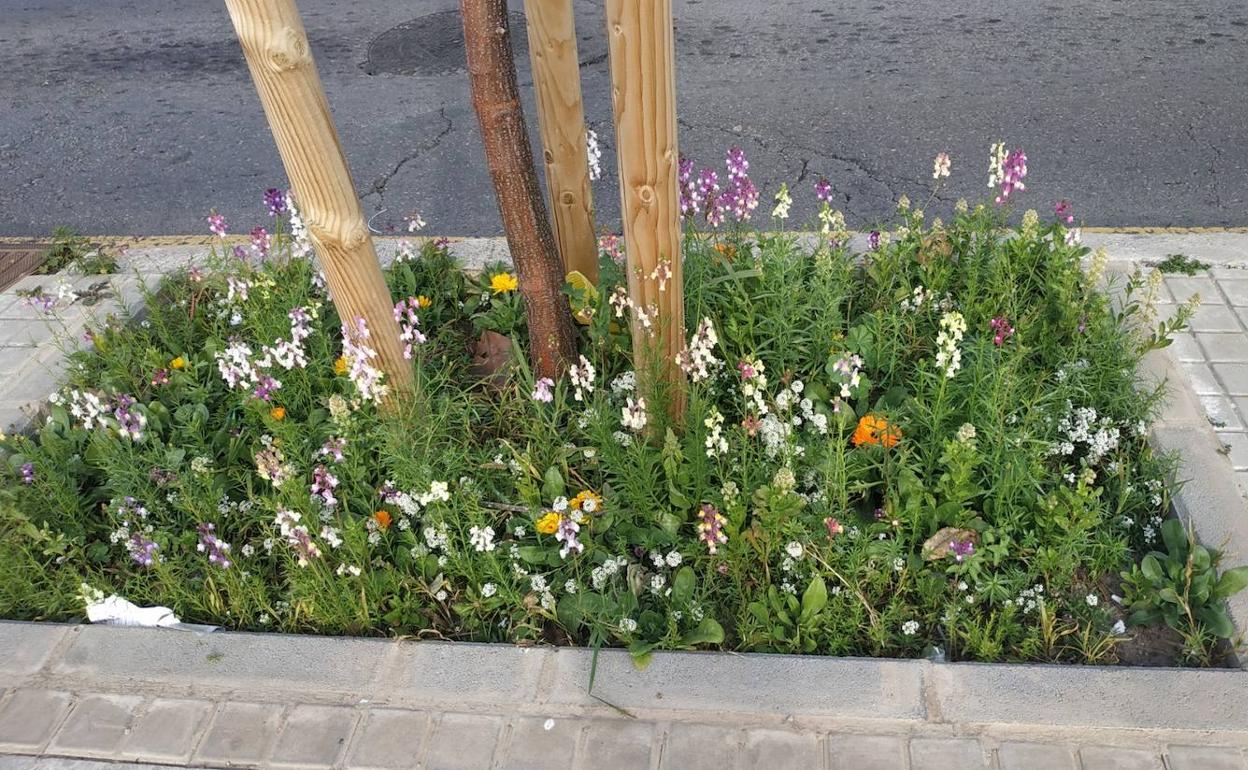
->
[223, 0, 414, 399]
[524, 0, 599, 285]
[604, 0, 686, 418]
[462, 0, 578, 379]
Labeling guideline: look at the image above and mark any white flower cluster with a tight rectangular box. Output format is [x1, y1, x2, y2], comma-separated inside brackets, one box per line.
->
[341, 316, 388, 402]
[704, 407, 727, 457]
[569, 355, 595, 401]
[935, 310, 966, 378]
[285, 192, 314, 260]
[591, 555, 629, 590]
[622, 396, 648, 432]
[899, 285, 928, 312]
[677, 317, 720, 382]
[586, 128, 602, 181]
[469, 525, 496, 553]
[610, 370, 636, 396]
[828, 351, 863, 409]
[1012, 583, 1045, 614]
[901, 620, 920, 636]
[1050, 402, 1121, 466]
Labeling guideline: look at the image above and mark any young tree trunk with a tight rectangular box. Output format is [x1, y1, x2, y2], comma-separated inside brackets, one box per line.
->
[461, 0, 578, 380]
[224, 0, 414, 403]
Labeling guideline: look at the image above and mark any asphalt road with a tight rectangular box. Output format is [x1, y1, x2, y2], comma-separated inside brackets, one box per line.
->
[2, 0, 1246, 237]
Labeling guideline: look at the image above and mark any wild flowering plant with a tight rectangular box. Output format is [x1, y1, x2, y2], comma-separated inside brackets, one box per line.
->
[0, 152, 1233, 666]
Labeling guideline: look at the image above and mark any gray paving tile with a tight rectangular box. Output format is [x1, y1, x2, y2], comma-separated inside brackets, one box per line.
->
[997, 741, 1077, 769]
[1190, 305, 1242, 332]
[422, 713, 502, 770]
[661, 724, 740, 770]
[1213, 363, 1248, 396]
[48, 693, 142, 756]
[193, 702, 282, 767]
[269, 704, 357, 769]
[909, 737, 988, 769]
[1216, 279, 1248, 306]
[1197, 332, 1248, 362]
[1202, 395, 1244, 430]
[1079, 746, 1164, 769]
[1166, 744, 1246, 770]
[0, 690, 73, 751]
[344, 709, 429, 770]
[120, 698, 212, 764]
[503, 717, 579, 770]
[828, 734, 907, 770]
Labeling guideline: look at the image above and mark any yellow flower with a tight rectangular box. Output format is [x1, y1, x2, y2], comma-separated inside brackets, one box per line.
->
[416, 295, 432, 308]
[490, 272, 518, 295]
[536, 511, 561, 535]
[333, 356, 348, 375]
[570, 490, 603, 515]
[169, 356, 186, 370]
[270, 406, 286, 421]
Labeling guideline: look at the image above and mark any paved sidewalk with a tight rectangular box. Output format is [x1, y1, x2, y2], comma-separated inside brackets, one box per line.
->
[2, 623, 1247, 770]
[1164, 267, 1248, 499]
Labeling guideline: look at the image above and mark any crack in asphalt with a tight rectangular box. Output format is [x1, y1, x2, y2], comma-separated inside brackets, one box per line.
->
[361, 107, 454, 209]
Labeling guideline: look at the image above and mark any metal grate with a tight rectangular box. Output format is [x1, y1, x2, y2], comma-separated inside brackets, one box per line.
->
[0, 243, 48, 292]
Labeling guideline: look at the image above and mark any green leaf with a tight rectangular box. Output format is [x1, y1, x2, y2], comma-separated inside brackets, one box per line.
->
[1161, 518, 1188, 558]
[747, 601, 769, 626]
[541, 466, 565, 501]
[1215, 566, 1248, 599]
[1140, 554, 1163, 583]
[628, 641, 655, 670]
[1196, 606, 1237, 638]
[672, 566, 696, 604]
[1157, 587, 1181, 605]
[658, 512, 683, 537]
[679, 618, 725, 647]
[800, 576, 828, 620]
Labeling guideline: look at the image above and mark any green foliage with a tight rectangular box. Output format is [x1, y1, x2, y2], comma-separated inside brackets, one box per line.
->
[38, 227, 118, 275]
[1154, 253, 1209, 276]
[1121, 518, 1248, 663]
[0, 186, 1235, 667]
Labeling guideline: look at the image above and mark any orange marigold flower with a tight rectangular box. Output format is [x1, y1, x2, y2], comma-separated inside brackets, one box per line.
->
[269, 406, 286, 421]
[536, 511, 561, 535]
[852, 414, 901, 448]
[372, 510, 392, 531]
[416, 295, 432, 308]
[333, 356, 348, 375]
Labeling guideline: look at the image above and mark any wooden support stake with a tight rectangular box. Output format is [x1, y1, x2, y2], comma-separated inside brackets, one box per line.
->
[524, 0, 599, 285]
[604, 0, 685, 418]
[224, 0, 413, 399]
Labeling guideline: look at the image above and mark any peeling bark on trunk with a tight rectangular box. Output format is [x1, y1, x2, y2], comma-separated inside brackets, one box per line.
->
[461, 0, 578, 380]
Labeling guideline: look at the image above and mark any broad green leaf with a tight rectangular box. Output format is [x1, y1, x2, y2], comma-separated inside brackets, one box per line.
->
[541, 466, 565, 501]
[1161, 518, 1187, 558]
[1215, 566, 1248, 599]
[1196, 606, 1236, 638]
[672, 566, 696, 604]
[1140, 554, 1163, 583]
[679, 618, 724, 647]
[801, 576, 828, 620]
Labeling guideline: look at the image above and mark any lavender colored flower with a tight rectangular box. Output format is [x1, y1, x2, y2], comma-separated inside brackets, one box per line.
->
[197, 522, 233, 569]
[814, 177, 833, 203]
[697, 503, 728, 554]
[319, 437, 347, 463]
[264, 188, 288, 216]
[252, 374, 281, 402]
[555, 515, 584, 559]
[1054, 200, 1075, 224]
[250, 227, 270, 258]
[379, 480, 400, 503]
[393, 297, 427, 359]
[24, 293, 56, 313]
[149, 466, 176, 487]
[531, 377, 555, 403]
[949, 539, 975, 562]
[207, 212, 228, 237]
[127, 533, 160, 567]
[868, 230, 881, 251]
[19, 462, 34, 486]
[994, 148, 1028, 205]
[151, 368, 169, 387]
[725, 146, 749, 180]
[232, 245, 249, 261]
[990, 315, 1015, 346]
[311, 464, 339, 508]
[696, 168, 720, 214]
[112, 394, 147, 441]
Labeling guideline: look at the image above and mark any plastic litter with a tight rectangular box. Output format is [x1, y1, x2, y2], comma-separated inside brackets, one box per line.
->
[85, 595, 217, 633]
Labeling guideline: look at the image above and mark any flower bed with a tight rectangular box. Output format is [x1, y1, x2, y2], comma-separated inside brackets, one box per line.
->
[2, 154, 1245, 667]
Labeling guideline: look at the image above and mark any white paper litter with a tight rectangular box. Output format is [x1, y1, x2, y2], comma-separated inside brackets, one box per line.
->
[85, 595, 217, 633]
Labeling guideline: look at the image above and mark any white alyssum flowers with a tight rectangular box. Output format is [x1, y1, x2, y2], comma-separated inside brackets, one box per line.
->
[902, 620, 920, 636]
[469, 526, 496, 553]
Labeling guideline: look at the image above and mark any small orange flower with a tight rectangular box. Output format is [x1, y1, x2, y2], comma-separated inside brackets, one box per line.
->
[269, 406, 286, 421]
[372, 510, 392, 531]
[852, 414, 901, 448]
[416, 295, 432, 308]
[169, 356, 187, 370]
[536, 511, 561, 535]
[333, 356, 348, 375]
[714, 242, 737, 258]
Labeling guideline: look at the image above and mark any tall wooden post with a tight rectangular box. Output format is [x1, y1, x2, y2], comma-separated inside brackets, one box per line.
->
[604, 0, 685, 418]
[524, 0, 599, 285]
[224, 0, 413, 398]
